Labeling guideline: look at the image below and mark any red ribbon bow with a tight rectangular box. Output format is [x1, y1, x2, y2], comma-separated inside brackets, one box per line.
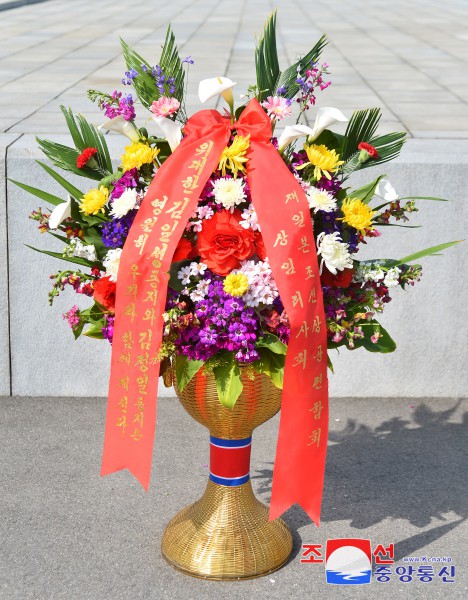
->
[101, 99, 328, 525]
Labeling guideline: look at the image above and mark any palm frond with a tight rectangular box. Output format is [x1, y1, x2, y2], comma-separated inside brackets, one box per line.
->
[340, 108, 381, 161]
[275, 35, 328, 99]
[121, 25, 184, 109]
[342, 131, 406, 173]
[255, 11, 280, 102]
[36, 161, 84, 200]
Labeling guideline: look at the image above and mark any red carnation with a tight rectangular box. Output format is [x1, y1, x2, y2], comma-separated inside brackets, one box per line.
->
[76, 147, 98, 169]
[320, 266, 354, 288]
[357, 142, 379, 160]
[172, 237, 197, 263]
[196, 210, 255, 275]
[93, 276, 116, 312]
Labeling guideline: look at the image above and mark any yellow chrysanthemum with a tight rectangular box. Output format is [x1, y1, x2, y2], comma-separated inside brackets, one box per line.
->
[301, 144, 344, 180]
[218, 135, 250, 178]
[223, 273, 249, 297]
[79, 186, 109, 215]
[121, 142, 159, 172]
[340, 197, 375, 233]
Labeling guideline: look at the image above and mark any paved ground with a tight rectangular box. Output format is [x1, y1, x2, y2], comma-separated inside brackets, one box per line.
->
[1, 396, 467, 599]
[1, 0, 468, 137]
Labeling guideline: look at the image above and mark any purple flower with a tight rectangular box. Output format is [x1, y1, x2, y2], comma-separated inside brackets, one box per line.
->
[101, 212, 136, 248]
[183, 56, 194, 65]
[102, 315, 114, 344]
[110, 169, 139, 200]
[102, 91, 136, 121]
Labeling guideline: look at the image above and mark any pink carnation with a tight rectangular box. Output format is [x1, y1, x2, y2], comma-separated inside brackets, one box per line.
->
[261, 95, 292, 120]
[150, 96, 180, 117]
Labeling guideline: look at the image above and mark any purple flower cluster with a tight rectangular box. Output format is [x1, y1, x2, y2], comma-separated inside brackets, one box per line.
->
[102, 91, 136, 121]
[296, 61, 331, 110]
[102, 315, 114, 344]
[109, 168, 139, 200]
[101, 212, 136, 248]
[174, 278, 260, 363]
[140, 64, 176, 95]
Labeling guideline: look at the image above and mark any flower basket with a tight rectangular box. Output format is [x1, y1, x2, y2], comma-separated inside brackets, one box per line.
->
[16, 11, 459, 580]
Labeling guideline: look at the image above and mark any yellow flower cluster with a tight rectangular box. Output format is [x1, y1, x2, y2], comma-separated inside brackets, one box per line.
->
[340, 197, 375, 233]
[223, 273, 249, 297]
[218, 135, 250, 178]
[79, 186, 109, 215]
[301, 144, 344, 180]
[121, 142, 160, 172]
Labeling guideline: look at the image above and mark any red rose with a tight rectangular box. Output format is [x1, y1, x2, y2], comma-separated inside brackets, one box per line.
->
[197, 210, 255, 275]
[320, 266, 354, 288]
[172, 237, 197, 263]
[93, 276, 116, 312]
[254, 231, 267, 260]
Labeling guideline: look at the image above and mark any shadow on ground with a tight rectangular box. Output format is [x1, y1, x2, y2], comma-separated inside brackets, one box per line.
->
[251, 401, 467, 561]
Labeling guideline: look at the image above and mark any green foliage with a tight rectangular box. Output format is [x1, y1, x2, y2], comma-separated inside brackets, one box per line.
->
[255, 11, 280, 102]
[8, 179, 64, 207]
[213, 352, 243, 408]
[396, 241, 461, 265]
[36, 107, 112, 179]
[174, 355, 204, 391]
[252, 348, 284, 389]
[36, 161, 84, 202]
[349, 175, 386, 204]
[255, 332, 287, 355]
[121, 25, 184, 109]
[254, 11, 327, 102]
[25, 244, 97, 268]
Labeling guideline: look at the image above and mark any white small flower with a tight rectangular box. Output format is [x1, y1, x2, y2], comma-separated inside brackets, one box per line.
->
[316, 232, 353, 275]
[384, 267, 401, 287]
[197, 205, 214, 220]
[177, 265, 192, 285]
[103, 248, 122, 282]
[190, 279, 211, 302]
[306, 188, 337, 213]
[294, 173, 311, 193]
[364, 267, 385, 283]
[212, 177, 247, 211]
[240, 204, 260, 231]
[186, 219, 203, 232]
[110, 188, 139, 219]
[65, 238, 97, 262]
[189, 262, 207, 277]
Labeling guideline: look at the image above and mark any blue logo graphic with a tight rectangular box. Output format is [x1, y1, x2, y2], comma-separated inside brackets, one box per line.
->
[325, 539, 372, 585]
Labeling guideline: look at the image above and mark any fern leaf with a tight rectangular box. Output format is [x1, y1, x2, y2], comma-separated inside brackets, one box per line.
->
[255, 11, 280, 102]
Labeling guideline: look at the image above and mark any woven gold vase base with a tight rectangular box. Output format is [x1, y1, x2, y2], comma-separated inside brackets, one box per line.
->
[161, 480, 293, 580]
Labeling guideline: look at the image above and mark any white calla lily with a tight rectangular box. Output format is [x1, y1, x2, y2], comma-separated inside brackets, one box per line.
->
[375, 179, 399, 202]
[48, 194, 72, 229]
[278, 124, 314, 153]
[277, 107, 348, 152]
[198, 77, 237, 105]
[99, 115, 140, 142]
[151, 116, 183, 152]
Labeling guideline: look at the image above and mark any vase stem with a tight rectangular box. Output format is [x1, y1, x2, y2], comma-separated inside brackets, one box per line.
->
[209, 435, 252, 487]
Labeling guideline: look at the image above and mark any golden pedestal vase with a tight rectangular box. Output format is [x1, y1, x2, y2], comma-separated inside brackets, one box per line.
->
[161, 368, 293, 580]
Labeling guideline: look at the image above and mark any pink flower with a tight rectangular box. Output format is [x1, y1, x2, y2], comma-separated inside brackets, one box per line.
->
[150, 96, 180, 117]
[63, 305, 80, 329]
[261, 96, 292, 120]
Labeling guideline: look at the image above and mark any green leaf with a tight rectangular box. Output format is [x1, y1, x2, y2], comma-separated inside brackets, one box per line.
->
[25, 244, 96, 268]
[213, 353, 243, 408]
[252, 348, 284, 389]
[398, 195, 449, 202]
[256, 332, 287, 355]
[348, 175, 386, 204]
[36, 137, 102, 181]
[72, 320, 85, 340]
[342, 130, 406, 174]
[255, 11, 280, 102]
[359, 321, 396, 353]
[81, 225, 107, 260]
[312, 129, 343, 152]
[275, 35, 328, 99]
[83, 321, 105, 339]
[174, 355, 204, 392]
[396, 241, 461, 265]
[36, 161, 84, 200]
[8, 178, 64, 206]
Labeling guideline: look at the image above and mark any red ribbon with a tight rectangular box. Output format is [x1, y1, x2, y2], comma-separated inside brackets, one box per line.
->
[101, 99, 328, 525]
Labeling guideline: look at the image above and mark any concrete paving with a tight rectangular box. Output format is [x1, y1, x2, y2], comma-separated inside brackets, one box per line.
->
[1, 396, 467, 599]
[0, 0, 468, 137]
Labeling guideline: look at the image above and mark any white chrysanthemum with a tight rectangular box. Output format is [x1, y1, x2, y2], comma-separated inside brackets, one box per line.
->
[317, 232, 353, 275]
[103, 248, 122, 282]
[110, 188, 139, 219]
[384, 266, 401, 287]
[306, 188, 337, 213]
[240, 204, 260, 231]
[212, 177, 247, 210]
